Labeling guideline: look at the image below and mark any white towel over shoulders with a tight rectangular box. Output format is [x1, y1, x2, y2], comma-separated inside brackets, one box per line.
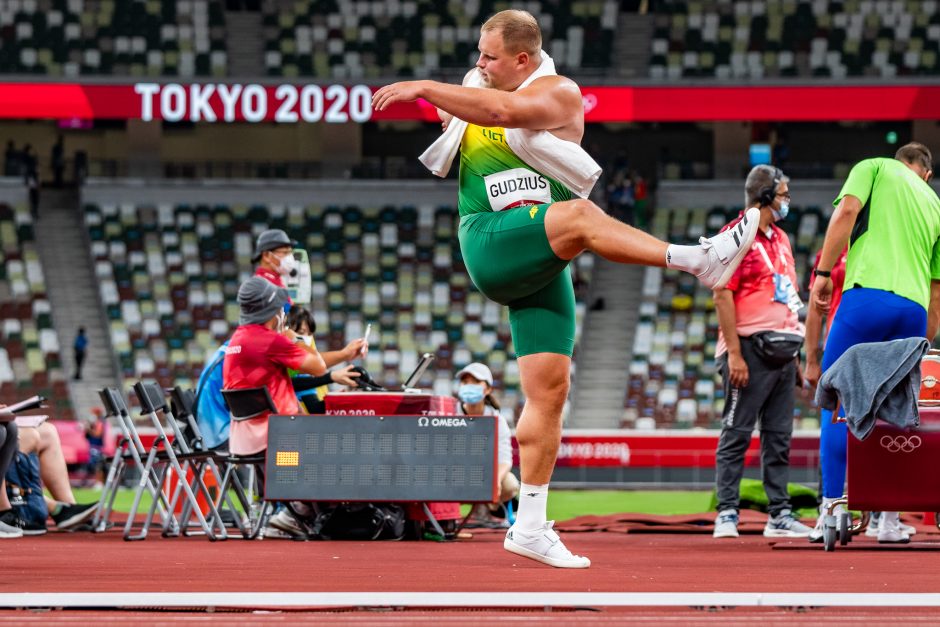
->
[418, 51, 601, 199]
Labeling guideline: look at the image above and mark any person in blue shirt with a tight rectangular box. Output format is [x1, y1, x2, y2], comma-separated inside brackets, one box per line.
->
[73, 328, 87, 381]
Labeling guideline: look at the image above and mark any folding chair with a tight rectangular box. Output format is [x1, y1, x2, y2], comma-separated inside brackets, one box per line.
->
[126, 381, 227, 541]
[217, 386, 278, 540]
[169, 386, 248, 536]
[90, 388, 178, 536]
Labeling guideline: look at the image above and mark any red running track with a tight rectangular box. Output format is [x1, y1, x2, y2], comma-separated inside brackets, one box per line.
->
[3, 521, 939, 624]
[3, 526, 939, 594]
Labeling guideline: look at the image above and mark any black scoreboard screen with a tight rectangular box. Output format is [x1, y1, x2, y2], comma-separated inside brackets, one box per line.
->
[264, 414, 498, 502]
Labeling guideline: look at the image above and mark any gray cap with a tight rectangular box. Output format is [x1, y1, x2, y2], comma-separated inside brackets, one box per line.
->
[252, 229, 298, 263]
[238, 276, 289, 326]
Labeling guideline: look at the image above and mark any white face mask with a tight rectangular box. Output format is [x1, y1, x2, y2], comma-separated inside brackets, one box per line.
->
[278, 252, 298, 278]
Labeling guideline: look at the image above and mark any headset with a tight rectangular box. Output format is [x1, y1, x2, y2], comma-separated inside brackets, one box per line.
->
[758, 166, 784, 208]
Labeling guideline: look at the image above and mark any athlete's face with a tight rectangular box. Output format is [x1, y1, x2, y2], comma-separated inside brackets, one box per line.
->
[476, 29, 525, 91]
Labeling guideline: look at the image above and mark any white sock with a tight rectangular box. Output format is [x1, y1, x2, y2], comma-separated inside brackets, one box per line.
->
[515, 482, 549, 531]
[665, 243, 707, 275]
[881, 511, 900, 529]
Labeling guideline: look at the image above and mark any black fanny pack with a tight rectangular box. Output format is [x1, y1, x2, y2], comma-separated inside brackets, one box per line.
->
[750, 331, 804, 368]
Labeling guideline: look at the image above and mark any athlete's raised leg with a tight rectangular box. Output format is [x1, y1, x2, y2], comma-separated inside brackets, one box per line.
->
[543, 198, 759, 289]
[503, 351, 590, 569]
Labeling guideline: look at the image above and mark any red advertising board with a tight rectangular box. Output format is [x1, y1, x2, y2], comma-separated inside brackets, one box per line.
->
[323, 392, 458, 417]
[1, 82, 939, 123]
[543, 431, 821, 469]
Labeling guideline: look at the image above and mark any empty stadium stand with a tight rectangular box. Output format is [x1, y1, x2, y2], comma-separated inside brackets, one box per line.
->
[0, 197, 71, 418]
[82, 194, 593, 418]
[649, 0, 940, 80]
[260, 0, 620, 78]
[0, 0, 227, 77]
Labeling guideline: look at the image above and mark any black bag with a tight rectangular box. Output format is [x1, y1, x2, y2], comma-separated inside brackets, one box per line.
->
[312, 503, 406, 540]
[750, 331, 804, 368]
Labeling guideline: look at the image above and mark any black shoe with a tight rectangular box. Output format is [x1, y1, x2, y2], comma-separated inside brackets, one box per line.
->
[51, 502, 98, 531]
[0, 509, 46, 536]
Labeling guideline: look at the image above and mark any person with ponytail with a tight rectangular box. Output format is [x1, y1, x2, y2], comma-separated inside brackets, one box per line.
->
[456, 363, 519, 529]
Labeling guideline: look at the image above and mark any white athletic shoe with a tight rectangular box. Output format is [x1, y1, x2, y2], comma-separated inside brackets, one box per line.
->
[267, 508, 311, 538]
[713, 509, 739, 538]
[504, 521, 591, 569]
[693, 207, 761, 289]
[878, 512, 911, 544]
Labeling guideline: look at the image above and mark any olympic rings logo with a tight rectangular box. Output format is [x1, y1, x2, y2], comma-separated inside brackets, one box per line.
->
[879, 435, 922, 453]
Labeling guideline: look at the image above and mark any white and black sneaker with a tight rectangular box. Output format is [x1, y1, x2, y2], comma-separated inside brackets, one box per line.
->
[504, 521, 590, 568]
[0, 510, 24, 538]
[764, 509, 813, 538]
[51, 502, 98, 531]
[694, 207, 760, 289]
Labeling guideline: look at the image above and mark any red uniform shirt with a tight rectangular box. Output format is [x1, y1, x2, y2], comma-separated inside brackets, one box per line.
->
[716, 215, 804, 357]
[222, 324, 308, 454]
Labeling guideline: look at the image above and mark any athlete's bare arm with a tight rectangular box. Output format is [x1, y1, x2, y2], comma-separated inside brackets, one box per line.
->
[372, 76, 584, 143]
[811, 194, 862, 313]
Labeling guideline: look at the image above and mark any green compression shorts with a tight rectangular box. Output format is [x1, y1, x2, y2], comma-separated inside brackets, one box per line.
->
[458, 203, 576, 357]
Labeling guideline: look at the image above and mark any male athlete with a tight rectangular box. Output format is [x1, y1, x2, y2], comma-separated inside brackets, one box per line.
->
[811, 142, 940, 543]
[374, 9, 759, 568]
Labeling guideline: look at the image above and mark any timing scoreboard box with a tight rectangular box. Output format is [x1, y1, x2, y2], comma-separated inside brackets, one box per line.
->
[265, 414, 498, 503]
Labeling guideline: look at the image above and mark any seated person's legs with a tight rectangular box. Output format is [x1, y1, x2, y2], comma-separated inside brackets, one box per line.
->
[17, 425, 98, 530]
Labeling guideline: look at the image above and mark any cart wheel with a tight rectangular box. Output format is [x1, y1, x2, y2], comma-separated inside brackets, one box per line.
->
[839, 513, 850, 546]
[823, 524, 837, 551]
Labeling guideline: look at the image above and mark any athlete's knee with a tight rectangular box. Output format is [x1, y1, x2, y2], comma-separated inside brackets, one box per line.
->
[525, 372, 570, 409]
[558, 198, 602, 227]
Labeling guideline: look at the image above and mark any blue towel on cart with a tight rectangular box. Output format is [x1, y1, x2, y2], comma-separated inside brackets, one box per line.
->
[815, 337, 928, 441]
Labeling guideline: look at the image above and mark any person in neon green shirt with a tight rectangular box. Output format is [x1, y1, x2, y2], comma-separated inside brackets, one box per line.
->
[811, 142, 940, 544]
[373, 9, 760, 568]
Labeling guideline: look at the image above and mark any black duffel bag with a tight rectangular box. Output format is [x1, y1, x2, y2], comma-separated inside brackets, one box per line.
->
[750, 331, 804, 368]
[311, 502, 406, 541]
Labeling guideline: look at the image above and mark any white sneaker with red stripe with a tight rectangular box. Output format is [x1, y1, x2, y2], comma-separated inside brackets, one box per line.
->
[694, 207, 761, 289]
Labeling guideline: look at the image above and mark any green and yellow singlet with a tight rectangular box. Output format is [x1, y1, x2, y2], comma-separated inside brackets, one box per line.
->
[457, 123, 572, 217]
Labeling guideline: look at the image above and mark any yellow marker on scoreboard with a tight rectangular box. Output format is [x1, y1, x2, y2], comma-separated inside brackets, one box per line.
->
[275, 451, 299, 467]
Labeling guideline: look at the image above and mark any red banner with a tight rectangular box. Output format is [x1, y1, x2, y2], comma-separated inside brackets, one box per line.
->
[1, 82, 939, 123]
[536, 432, 821, 469]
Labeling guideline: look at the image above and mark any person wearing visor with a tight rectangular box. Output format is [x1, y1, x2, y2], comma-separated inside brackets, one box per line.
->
[252, 229, 300, 311]
[222, 277, 326, 456]
[456, 363, 520, 529]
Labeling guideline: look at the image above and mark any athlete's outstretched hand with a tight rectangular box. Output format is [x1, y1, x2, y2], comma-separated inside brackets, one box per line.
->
[372, 81, 426, 111]
[810, 275, 833, 314]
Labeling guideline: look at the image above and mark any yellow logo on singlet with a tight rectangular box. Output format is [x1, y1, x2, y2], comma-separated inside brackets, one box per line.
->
[529, 206, 540, 219]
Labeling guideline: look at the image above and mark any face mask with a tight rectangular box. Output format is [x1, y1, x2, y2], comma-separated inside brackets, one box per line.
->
[772, 201, 789, 222]
[278, 252, 298, 278]
[458, 383, 485, 405]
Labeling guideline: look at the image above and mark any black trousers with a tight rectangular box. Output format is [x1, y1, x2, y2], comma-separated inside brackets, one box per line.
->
[715, 336, 797, 517]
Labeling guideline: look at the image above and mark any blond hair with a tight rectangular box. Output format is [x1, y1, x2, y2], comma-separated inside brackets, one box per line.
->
[481, 9, 541, 57]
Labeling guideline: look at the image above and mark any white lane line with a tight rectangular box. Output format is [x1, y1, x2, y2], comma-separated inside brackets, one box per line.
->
[2, 592, 940, 609]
